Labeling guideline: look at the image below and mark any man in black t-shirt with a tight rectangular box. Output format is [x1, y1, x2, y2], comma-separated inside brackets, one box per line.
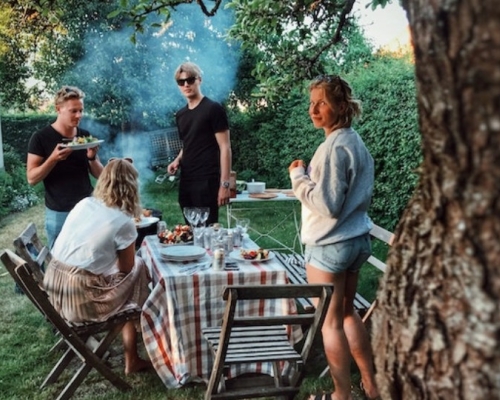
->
[167, 62, 232, 225]
[27, 86, 104, 248]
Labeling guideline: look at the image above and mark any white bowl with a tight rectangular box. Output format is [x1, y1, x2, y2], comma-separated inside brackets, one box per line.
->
[246, 181, 266, 194]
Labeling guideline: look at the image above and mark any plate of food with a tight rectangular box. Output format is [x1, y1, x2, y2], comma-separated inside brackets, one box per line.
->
[134, 216, 159, 228]
[60, 137, 104, 150]
[158, 224, 193, 245]
[229, 248, 274, 262]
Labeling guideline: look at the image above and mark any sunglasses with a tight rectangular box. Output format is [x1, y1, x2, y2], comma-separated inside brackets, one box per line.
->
[176, 76, 197, 86]
[313, 74, 341, 84]
[313, 74, 347, 97]
[108, 157, 133, 164]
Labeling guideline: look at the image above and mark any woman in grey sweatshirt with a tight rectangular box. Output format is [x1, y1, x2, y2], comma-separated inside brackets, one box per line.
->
[289, 75, 380, 400]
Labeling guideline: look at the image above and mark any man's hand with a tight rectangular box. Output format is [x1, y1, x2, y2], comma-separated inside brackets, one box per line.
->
[288, 159, 305, 173]
[86, 145, 99, 160]
[167, 160, 179, 175]
[51, 145, 73, 162]
[218, 186, 230, 206]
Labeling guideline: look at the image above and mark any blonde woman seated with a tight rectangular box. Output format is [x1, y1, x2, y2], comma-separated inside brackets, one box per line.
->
[43, 158, 151, 374]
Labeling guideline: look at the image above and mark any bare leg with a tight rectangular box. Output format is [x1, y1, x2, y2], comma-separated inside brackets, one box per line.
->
[122, 321, 152, 375]
[307, 264, 353, 400]
[343, 271, 379, 399]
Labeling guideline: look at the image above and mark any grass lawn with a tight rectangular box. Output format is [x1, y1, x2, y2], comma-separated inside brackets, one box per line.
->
[0, 180, 383, 400]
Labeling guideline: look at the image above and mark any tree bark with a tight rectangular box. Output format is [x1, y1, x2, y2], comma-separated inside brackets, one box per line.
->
[372, 0, 500, 399]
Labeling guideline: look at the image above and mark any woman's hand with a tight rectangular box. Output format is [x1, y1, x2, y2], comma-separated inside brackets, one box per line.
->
[288, 159, 305, 173]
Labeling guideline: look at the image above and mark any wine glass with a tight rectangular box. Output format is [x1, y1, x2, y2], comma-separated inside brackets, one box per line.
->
[183, 207, 200, 229]
[197, 207, 210, 227]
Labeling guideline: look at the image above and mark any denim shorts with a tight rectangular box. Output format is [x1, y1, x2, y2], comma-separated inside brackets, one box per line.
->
[304, 234, 371, 274]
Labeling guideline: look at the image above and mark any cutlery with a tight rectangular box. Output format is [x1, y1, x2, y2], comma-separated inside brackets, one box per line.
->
[187, 263, 211, 275]
[180, 262, 210, 275]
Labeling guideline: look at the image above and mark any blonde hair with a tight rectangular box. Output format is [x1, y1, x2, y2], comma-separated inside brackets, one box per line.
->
[309, 75, 362, 128]
[93, 159, 141, 217]
[174, 62, 202, 80]
[54, 86, 85, 107]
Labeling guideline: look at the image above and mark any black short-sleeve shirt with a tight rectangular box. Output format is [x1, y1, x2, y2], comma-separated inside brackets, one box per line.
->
[175, 97, 229, 182]
[27, 126, 94, 211]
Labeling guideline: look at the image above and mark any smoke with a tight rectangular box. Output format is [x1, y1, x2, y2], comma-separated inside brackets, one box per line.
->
[68, 4, 240, 201]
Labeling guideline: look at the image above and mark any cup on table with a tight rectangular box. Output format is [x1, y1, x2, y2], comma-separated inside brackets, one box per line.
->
[203, 227, 213, 249]
[235, 218, 250, 236]
[157, 221, 167, 240]
[193, 227, 205, 247]
[232, 227, 242, 247]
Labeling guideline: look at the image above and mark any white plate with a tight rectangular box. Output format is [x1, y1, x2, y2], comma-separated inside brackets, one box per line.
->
[134, 216, 159, 228]
[60, 139, 105, 150]
[160, 245, 206, 262]
[229, 250, 275, 263]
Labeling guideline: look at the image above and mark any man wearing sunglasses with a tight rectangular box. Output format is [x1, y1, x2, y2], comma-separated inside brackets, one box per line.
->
[167, 62, 232, 225]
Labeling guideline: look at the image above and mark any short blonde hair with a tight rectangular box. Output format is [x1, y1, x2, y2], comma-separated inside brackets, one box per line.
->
[54, 86, 85, 107]
[93, 159, 141, 217]
[309, 75, 362, 128]
[174, 62, 202, 80]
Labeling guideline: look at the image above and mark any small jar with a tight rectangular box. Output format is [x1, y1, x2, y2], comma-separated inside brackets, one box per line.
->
[212, 248, 225, 271]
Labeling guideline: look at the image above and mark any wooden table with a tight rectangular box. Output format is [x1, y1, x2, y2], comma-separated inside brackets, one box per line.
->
[139, 235, 301, 389]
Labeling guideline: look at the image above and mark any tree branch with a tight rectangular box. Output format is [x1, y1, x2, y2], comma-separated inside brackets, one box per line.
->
[307, 0, 356, 72]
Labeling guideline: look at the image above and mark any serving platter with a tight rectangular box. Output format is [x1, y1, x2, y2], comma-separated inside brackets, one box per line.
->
[249, 193, 278, 200]
[134, 216, 159, 228]
[160, 241, 193, 247]
[59, 139, 104, 150]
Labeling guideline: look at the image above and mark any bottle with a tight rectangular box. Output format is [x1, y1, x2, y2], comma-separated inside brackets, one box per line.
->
[229, 171, 237, 198]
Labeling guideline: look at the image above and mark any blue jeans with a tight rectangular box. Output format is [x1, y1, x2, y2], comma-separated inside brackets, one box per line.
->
[45, 207, 70, 249]
[304, 234, 372, 274]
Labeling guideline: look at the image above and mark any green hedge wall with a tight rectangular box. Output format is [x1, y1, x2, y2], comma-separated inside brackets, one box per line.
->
[229, 54, 421, 230]
[1, 55, 420, 231]
[1, 114, 55, 159]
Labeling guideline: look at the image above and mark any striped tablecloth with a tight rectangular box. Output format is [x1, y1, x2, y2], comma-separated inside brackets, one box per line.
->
[140, 235, 301, 389]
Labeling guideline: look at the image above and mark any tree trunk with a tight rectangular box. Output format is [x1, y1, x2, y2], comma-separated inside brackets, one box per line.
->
[372, 0, 500, 399]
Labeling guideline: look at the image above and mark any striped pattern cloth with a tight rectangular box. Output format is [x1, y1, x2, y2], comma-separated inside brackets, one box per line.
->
[140, 235, 302, 388]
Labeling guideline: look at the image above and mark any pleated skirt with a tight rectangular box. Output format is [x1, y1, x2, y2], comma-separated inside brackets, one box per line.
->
[43, 256, 150, 323]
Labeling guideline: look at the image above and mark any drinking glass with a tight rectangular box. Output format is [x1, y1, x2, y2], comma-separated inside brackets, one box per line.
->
[236, 218, 250, 235]
[193, 227, 205, 248]
[183, 207, 200, 229]
[157, 221, 167, 242]
[197, 207, 210, 227]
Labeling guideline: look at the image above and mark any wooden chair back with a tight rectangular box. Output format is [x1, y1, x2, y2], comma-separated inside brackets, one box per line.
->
[0, 249, 139, 400]
[202, 283, 333, 400]
[13, 222, 52, 283]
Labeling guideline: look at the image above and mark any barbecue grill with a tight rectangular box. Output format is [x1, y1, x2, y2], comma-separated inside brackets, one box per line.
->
[148, 127, 182, 169]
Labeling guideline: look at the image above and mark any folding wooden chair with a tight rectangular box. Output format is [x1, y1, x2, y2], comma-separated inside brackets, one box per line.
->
[202, 283, 333, 400]
[13, 222, 52, 283]
[0, 249, 141, 400]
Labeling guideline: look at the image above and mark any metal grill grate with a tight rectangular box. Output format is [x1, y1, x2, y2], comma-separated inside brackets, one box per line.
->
[149, 127, 182, 168]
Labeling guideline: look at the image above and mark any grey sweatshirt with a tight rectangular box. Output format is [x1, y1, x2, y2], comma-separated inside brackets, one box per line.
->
[289, 127, 374, 246]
